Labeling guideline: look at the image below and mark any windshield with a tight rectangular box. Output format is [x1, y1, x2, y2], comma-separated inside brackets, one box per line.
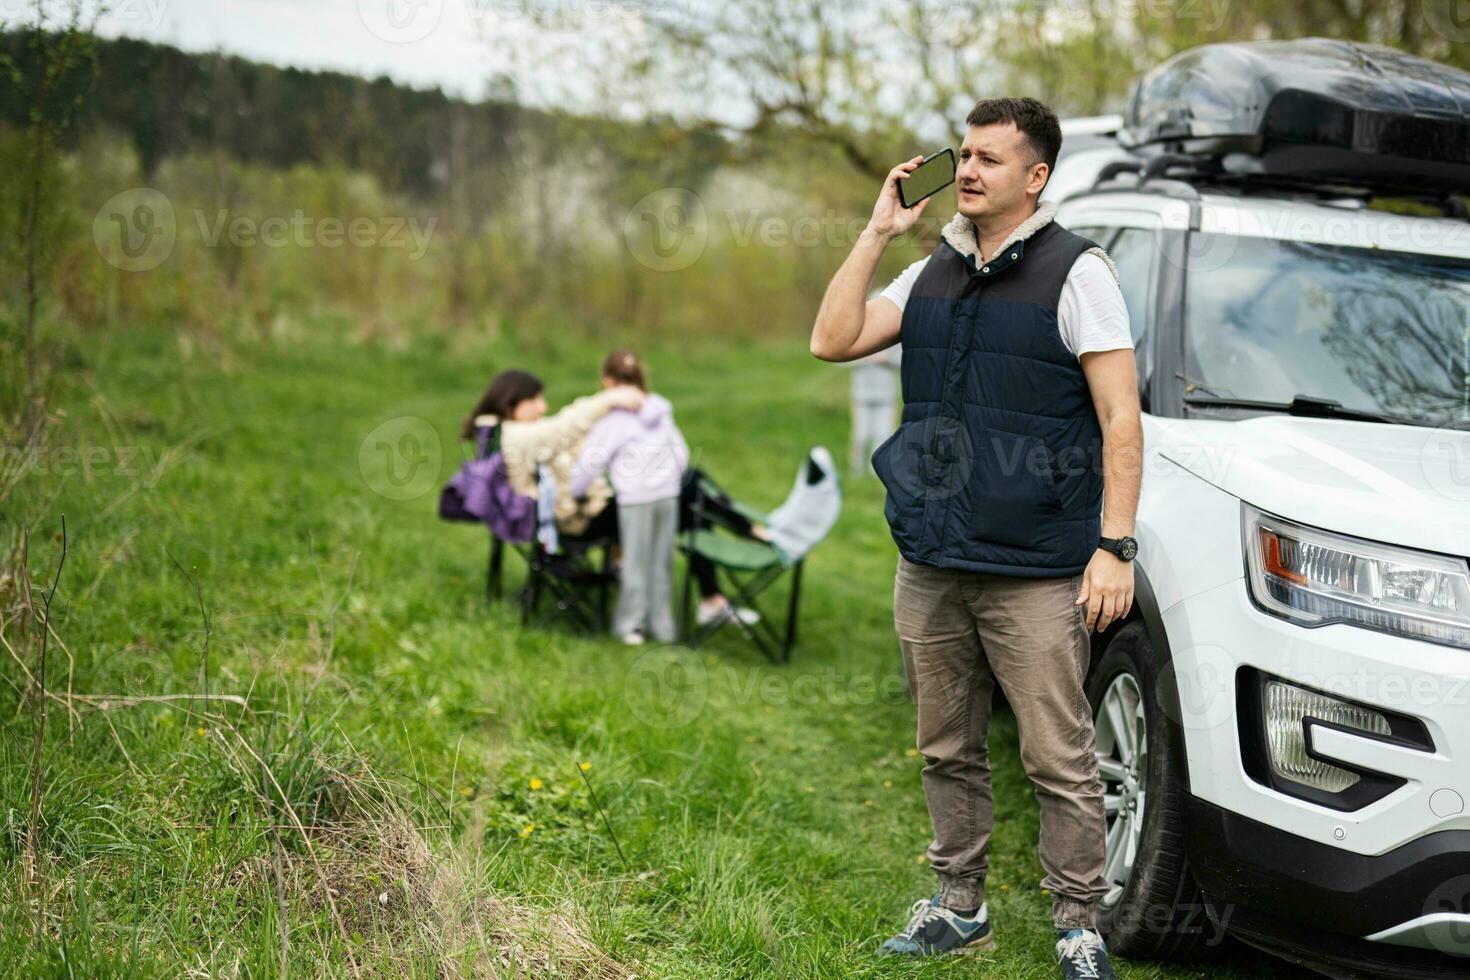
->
[1184, 234, 1470, 429]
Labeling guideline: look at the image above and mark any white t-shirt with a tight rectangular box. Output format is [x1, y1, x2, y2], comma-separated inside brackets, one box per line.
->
[877, 251, 1133, 359]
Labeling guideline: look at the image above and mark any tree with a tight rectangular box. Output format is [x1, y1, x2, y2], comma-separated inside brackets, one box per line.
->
[3, 1, 99, 435]
[495, 0, 1469, 183]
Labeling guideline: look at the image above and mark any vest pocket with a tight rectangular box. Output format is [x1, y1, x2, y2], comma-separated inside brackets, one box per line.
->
[956, 427, 1065, 551]
[871, 420, 929, 552]
[871, 421, 913, 494]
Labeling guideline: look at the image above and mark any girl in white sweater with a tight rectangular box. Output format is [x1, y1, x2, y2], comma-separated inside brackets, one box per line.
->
[462, 369, 643, 535]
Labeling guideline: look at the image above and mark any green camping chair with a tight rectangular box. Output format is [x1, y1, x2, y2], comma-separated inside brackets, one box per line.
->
[678, 448, 840, 663]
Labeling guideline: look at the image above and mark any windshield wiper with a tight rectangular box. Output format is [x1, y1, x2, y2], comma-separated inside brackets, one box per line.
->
[1183, 393, 1423, 426]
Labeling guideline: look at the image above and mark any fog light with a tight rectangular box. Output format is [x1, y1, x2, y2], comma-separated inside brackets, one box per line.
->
[1264, 681, 1390, 793]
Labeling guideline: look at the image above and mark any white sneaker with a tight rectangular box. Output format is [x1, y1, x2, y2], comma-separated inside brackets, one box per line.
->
[696, 601, 761, 627]
[621, 631, 646, 646]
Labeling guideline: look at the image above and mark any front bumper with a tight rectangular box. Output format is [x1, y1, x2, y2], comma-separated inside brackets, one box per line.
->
[1186, 796, 1470, 978]
[1162, 577, 1470, 965]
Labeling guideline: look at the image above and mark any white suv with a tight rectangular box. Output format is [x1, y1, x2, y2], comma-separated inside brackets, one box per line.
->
[1051, 40, 1470, 980]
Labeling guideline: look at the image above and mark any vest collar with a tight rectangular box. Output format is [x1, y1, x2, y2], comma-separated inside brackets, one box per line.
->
[940, 201, 1058, 277]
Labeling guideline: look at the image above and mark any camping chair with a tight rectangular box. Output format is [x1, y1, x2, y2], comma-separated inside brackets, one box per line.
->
[514, 524, 617, 634]
[453, 426, 616, 635]
[438, 444, 508, 603]
[678, 447, 841, 664]
[485, 534, 615, 633]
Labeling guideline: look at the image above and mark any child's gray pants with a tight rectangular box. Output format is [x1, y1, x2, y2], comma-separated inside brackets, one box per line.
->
[614, 496, 678, 641]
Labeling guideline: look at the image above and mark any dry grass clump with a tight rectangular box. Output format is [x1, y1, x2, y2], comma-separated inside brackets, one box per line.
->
[223, 745, 634, 977]
[439, 893, 638, 980]
[430, 829, 638, 980]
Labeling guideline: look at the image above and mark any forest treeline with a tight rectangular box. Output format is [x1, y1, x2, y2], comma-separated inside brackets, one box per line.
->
[0, 29, 890, 357]
[0, 32, 535, 197]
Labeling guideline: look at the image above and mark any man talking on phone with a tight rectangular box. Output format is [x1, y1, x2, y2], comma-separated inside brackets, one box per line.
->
[810, 98, 1141, 979]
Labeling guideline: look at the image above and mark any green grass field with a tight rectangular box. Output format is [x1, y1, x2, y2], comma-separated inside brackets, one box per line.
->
[0, 319, 1310, 978]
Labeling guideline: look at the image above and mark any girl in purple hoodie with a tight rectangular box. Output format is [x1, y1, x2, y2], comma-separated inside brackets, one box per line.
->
[569, 351, 690, 644]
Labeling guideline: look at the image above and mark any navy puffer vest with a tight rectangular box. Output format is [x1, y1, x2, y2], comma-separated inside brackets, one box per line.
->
[872, 206, 1106, 577]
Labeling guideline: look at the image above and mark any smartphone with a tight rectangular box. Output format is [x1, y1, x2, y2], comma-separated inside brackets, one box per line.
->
[897, 148, 956, 208]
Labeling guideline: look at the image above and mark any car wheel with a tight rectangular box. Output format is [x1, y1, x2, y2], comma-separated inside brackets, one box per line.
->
[1088, 621, 1218, 961]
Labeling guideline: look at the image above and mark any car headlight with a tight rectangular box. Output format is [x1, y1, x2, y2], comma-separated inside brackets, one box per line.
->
[1243, 503, 1470, 650]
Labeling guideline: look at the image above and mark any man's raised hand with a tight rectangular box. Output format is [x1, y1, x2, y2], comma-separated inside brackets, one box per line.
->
[867, 155, 933, 241]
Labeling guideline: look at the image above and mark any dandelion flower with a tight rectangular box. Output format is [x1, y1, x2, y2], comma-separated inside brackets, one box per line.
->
[579, 762, 592, 772]
[196, 727, 206, 738]
[529, 778, 543, 790]
[916, 854, 927, 863]
[904, 748, 919, 758]
[461, 786, 473, 798]
[520, 823, 535, 838]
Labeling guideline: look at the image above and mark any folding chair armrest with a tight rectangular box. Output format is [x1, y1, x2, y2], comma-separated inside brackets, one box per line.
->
[688, 475, 769, 535]
[729, 500, 770, 527]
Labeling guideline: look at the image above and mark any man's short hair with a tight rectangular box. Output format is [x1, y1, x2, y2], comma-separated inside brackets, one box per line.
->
[965, 97, 1063, 174]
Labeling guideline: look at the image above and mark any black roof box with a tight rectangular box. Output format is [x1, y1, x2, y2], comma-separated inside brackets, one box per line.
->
[1121, 39, 1470, 195]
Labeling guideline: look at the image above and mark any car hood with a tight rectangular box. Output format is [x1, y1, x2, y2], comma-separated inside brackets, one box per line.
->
[1152, 415, 1470, 558]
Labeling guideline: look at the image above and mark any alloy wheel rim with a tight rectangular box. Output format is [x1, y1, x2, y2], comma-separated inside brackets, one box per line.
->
[1095, 671, 1148, 909]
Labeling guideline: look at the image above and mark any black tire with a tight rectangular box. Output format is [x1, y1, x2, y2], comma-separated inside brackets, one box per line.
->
[1087, 621, 1222, 961]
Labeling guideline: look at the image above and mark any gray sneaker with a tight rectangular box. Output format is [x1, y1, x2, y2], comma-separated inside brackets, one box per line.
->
[1056, 928, 1117, 980]
[878, 897, 995, 957]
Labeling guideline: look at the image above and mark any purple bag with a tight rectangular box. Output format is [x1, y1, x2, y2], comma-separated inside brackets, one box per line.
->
[439, 426, 537, 544]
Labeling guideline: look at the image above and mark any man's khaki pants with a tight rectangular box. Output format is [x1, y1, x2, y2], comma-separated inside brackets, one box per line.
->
[894, 555, 1110, 929]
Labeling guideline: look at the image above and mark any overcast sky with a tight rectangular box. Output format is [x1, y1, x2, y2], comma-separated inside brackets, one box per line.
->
[28, 0, 954, 134]
[80, 0, 573, 102]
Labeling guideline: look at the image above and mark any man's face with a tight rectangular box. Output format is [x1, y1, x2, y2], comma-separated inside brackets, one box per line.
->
[955, 122, 1048, 221]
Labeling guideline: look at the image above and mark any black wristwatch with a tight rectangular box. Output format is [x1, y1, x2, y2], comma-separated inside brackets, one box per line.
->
[1100, 535, 1138, 561]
